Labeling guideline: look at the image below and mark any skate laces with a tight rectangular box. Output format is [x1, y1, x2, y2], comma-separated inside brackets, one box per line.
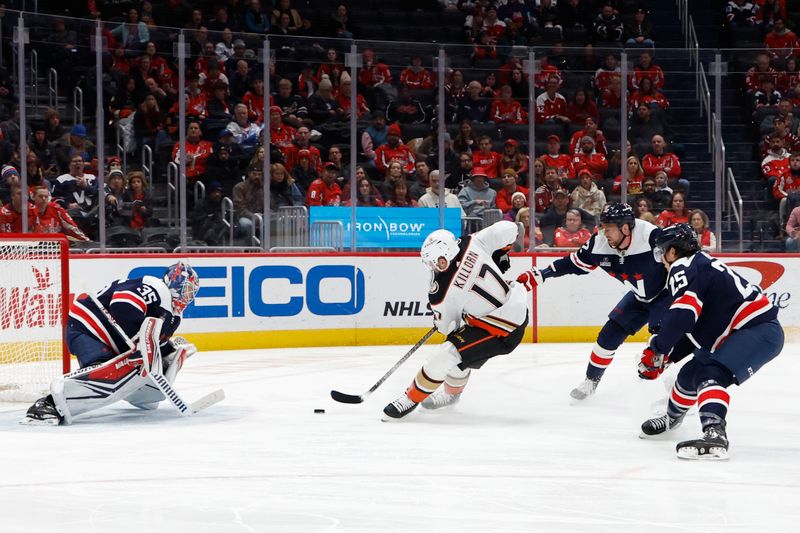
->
[392, 395, 417, 411]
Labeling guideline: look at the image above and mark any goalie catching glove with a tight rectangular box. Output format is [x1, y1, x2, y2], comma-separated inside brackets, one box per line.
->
[516, 267, 544, 292]
[638, 347, 670, 380]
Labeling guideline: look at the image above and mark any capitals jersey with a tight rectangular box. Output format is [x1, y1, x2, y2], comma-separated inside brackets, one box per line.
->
[428, 221, 528, 336]
[542, 220, 667, 302]
[653, 253, 778, 357]
[69, 276, 180, 356]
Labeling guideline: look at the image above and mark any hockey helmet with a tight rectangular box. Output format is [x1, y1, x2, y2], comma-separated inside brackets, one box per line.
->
[654, 223, 700, 262]
[421, 229, 460, 272]
[164, 261, 200, 314]
[599, 202, 636, 230]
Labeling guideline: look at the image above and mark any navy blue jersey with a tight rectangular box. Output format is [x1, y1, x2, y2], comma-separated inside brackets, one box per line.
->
[653, 253, 779, 357]
[69, 276, 181, 355]
[542, 220, 668, 302]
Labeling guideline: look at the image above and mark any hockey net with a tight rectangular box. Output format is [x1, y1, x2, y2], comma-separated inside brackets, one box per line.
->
[0, 234, 70, 402]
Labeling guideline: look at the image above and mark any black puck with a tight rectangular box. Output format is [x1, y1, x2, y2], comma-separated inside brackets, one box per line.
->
[314, 408, 325, 413]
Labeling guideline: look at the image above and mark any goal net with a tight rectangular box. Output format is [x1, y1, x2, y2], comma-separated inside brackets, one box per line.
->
[0, 234, 69, 402]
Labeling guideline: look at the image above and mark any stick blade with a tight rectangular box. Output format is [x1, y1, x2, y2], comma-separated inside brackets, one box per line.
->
[190, 389, 225, 414]
[330, 390, 364, 404]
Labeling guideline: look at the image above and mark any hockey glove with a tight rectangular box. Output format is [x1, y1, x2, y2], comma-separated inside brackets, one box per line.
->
[516, 268, 544, 292]
[638, 348, 670, 380]
[492, 247, 512, 274]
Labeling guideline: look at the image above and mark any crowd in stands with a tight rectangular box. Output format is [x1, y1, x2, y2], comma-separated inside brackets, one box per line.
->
[0, 0, 744, 249]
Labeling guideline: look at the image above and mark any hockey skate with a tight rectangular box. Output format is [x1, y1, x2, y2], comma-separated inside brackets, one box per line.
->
[640, 412, 685, 438]
[421, 390, 461, 410]
[676, 422, 729, 461]
[570, 378, 600, 402]
[20, 395, 63, 426]
[382, 394, 418, 421]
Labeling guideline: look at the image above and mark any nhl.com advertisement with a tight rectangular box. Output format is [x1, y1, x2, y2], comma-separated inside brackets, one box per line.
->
[1, 253, 796, 347]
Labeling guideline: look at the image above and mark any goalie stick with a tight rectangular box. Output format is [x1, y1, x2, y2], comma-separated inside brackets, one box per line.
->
[82, 284, 224, 416]
[331, 327, 437, 404]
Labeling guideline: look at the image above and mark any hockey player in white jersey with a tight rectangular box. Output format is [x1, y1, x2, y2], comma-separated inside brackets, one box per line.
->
[21, 261, 200, 425]
[382, 220, 529, 421]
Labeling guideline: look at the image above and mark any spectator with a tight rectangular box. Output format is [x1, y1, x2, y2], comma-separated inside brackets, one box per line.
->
[204, 145, 240, 196]
[632, 51, 665, 90]
[630, 77, 670, 111]
[105, 169, 129, 227]
[639, 177, 671, 211]
[642, 135, 682, 181]
[481, 72, 498, 98]
[774, 152, 800, 222]
[745, 53, 777, 93]
[490, 85, 526, 125]
[761, 116, 800, 156]
[764, 17, 798, 59]
[386, 86, 426, 124]
[410, 161, 432, 200]
[753, 76, 782, 110]
[613, 156, 646, 196]
[344, 173, 384, 207]
[554, 209, 593, 248]
[0, 184, 34, 233]
[592, 4, 624, 43]
[242, 78, 266, 123]
[600, 75, 623, 109]
[472, 135, 503, 181]
[572, 136, 609, 184]
[594, 54, 621, 93]
[496, 168, 529, 213]
[191, 180, 228, 246]
[400, 55, 435, 90]
[43, 108, 66, 143]
[508, 67, 529, 101]
[273, 79, 308, 129]
[689, 209, 717, 251]
[450, 151, 474, 191]
[758, 0, 787, 27]
[500, 139, 530, 180]
[502, 191, 528, 222]
[291, 149, 320, 192]
[535, 166, 567, 213]
[379, 161, 405, 201]
[207, 81, 233, 122]
[422, 133, 459, 177]
[572, 168, 607, 217]
[482, 5, 507, 40]
[539, 135, 575, 182]
[215, 29, 235, 63]
[296, 64, 318, 99]
[25, 154, 50, 192]
[232, 164, 265, 236]
[316, 48, 345, 89]
[535, 75, 569, 124]
[570, 118, 608, 156]
[559, 0, 592, 30]
[285, 126, 322, 173]
[112, 7, 149, 52]
[445, 70, 467, 121]
[226, 104, 261, 154]
[384, 178, 417, 207]
[629, 103, 668, 145]
[272, 0, 303, 30]
[761, 98, 798, 133]
[52, 155, 98, 212]
[361, 112, 388, 167]
[54, 124, 95, 174]
[785, 204, 800, 252]
[624, 8, 654, 46]
[778, 57, 800, 97]
[270, 162, 304, 208]
[125, 170, 153, 230]
[458, 168, 496, 217]
[29, 186, 88, 241]
[634, 196, 653, 220]
[327, 146, 349, 180]
[306, 163, 342, 206]
[375, 123, 416, 174]
[358, 49, 396, 112]
[308, 77, 344, 124]
[656, 191, 691, 227]
[0, 165, 19, 206]
[172, 121, 213, 184]
[566, 88, 600, 125]
[330, 3, 354, 39]
[418, 170, 464, 213]
[762, 136, 791, 193]
[337, 72, 370, 121]
[724, 0, 759, 27]
[457, 81, 491, 123]
[244, 0, 270, 34]
[268, 106, 298, 156]
[453, 120, 477, 153]
[29, 126, 58, 176]
[133, 92, 169, 152]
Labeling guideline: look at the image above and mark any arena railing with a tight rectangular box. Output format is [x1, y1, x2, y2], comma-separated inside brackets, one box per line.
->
[726, 168, 744, 253]
[4, 9, 743, 254]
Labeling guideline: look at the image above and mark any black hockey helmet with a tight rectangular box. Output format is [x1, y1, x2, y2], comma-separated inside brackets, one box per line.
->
[599, 202, 636, 229]
[654, 223, 701, 260]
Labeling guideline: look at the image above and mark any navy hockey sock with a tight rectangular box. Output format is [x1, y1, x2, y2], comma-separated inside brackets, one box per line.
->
[697, 380, 730, 430]
[586, 343, 615, 381]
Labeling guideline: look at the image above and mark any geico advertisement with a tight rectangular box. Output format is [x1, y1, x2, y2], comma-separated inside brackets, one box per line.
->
[535, 254, 799, 330]
[71, 255, 437, 332]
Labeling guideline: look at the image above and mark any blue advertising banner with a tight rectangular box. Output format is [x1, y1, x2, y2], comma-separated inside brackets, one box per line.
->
[309, 207, 462, 248]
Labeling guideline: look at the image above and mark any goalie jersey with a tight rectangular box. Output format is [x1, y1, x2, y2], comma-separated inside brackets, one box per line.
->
[542, 219, 667, 302]
[429, 220, 528, 336]
[69, 276, 181, 355]
[652, 253, 778, 357]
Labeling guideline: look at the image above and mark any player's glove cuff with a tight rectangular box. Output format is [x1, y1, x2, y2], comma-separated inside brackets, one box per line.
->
[516, 268, 544, 292]
[638, 348, 670, 380]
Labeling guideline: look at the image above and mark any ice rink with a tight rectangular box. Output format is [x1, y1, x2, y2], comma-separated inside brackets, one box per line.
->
[1, 341, 798, 533]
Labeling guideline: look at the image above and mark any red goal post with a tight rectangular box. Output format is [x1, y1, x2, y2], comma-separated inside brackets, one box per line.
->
[0, 233, 70, 401]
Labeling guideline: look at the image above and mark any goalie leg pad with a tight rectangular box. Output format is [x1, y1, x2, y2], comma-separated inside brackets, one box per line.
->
[135, 317, 164, 378]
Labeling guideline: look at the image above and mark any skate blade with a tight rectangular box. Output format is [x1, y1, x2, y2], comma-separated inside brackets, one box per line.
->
[569, 393, 591, 405]
[19, 416, 60, 426]
[676, 446, 729, 461]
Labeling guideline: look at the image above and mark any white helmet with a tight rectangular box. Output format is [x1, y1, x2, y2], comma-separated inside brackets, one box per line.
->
[420, 229, 460, 272]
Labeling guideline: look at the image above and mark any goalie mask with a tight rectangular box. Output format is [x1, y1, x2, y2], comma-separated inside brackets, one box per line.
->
[164, 261, 200, 314]
[421, 229, 460, 272]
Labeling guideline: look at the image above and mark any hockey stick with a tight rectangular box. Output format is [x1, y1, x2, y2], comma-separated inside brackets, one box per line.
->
[330, 326, 438, 404]
[81, 286, 224, 415]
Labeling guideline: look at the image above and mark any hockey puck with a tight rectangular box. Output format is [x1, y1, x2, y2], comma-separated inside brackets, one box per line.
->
[314, 409, 325, 414]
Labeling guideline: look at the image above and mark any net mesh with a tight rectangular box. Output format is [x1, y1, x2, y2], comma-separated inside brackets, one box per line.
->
[0, 238, 65, 402]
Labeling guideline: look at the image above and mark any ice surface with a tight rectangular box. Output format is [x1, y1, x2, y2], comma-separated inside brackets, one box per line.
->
[1, 342, 798, 533]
